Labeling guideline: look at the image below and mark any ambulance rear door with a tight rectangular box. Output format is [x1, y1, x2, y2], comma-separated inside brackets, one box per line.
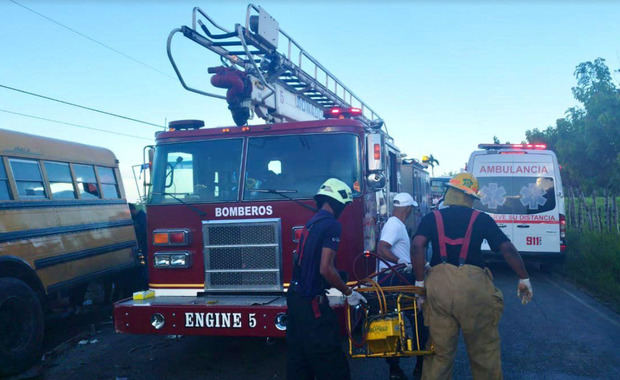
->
[469, 151, 560, 256]
[508, 153, 560, 255]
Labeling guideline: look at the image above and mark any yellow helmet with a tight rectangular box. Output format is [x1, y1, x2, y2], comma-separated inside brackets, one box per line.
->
[446, 173, 480, 199]
[315, 178, 352, 205]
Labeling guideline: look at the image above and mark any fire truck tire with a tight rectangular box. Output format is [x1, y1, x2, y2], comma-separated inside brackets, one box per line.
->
[0, 277, 44, 376]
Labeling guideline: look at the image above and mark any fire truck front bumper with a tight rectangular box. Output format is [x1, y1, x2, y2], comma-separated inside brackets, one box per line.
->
[114, 294, 288, 337]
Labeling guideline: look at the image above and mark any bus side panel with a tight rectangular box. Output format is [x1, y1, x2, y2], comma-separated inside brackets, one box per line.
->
[0, 203, 138, 291]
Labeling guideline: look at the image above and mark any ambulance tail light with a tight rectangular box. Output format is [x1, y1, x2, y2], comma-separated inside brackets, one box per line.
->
[559, 214, 566, 240]
[153, 229, 191, 246]
[374, 144, 381, 160]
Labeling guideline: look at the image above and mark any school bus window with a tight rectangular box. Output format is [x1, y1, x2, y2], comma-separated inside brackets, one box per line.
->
[97, 166, 120, 199]
[73, 164, 100, 199]
[9, 158, 47, 199]
[0, 159, 11, 200]
[44, 161, 77, 199]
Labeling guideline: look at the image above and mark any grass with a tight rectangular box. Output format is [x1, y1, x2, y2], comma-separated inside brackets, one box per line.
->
[562, 229, 620, 311]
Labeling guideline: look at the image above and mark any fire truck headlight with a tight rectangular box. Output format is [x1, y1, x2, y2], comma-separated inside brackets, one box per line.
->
[154, 254, 171, 268]
[170, 253, 189, 267]
[154, 252, 191, 268]
[275, 312, 287, 331]
[151, 313, 165, 330]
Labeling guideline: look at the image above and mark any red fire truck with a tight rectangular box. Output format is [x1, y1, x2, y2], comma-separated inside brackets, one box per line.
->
[114, 4, 404, 338]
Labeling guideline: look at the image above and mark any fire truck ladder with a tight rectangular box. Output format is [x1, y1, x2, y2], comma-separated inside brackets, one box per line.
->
[167, 4, 384, 127]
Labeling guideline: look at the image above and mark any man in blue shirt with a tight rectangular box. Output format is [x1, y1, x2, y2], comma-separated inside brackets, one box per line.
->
[286, 178, 366, 380]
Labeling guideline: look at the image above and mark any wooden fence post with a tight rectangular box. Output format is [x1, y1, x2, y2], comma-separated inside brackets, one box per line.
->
[565, 188, 571, 227]
[605, 190, 612, 233]
[570, 188, 577, 229]
[578, 189, 585, 231]
[584, 190, 593, 231]
[613, 194, 618, 234]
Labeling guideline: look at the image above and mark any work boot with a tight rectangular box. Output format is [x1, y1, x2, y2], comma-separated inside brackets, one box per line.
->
[389, 365, 407, 380]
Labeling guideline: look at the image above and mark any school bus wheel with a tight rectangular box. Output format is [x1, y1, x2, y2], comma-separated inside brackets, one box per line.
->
[0, 277, 44, 376]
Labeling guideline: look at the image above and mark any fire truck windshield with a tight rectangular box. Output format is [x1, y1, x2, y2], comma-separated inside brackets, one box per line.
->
[150, 138, 243, 204]
[244, 133, 361, 201]
[149, 133, 361, 205]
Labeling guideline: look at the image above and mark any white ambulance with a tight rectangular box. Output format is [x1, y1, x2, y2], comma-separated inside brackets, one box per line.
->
[467, 144, 566, 268]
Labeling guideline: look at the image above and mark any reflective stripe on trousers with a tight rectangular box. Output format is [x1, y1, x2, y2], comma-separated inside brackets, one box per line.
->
[421, 263, 504, 380]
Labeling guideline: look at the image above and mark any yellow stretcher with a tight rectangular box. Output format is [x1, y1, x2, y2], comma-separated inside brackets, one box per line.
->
[346, 283, 434, 359]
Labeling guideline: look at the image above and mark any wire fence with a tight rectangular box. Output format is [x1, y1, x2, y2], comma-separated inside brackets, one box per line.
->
[565, 188, 619, 234]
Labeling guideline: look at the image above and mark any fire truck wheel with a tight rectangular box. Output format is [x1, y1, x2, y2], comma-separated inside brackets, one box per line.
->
[0, 277, 44, 376]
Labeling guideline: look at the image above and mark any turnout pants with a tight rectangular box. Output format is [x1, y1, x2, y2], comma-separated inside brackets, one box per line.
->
[421, 264, 504, 380]
[286, 291, 350, 380]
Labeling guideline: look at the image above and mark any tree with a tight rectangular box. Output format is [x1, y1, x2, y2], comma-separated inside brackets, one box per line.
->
[525, 58, 620, 192]
[422, 154, 440, 176]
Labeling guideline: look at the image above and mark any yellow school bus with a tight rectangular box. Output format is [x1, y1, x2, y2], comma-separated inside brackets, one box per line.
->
[0, 128, 140, 375]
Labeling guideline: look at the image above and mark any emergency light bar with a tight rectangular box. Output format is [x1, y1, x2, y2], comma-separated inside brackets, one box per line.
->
[324, 107, 363, 119]
[478, 143, 547, 150]
[169, 119, 205, 131]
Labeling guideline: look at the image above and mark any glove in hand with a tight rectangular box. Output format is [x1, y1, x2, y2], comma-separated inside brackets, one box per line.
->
[518, 278, 533, 304]
[346, 290, 367, 306]
[397, 258, 412, 272]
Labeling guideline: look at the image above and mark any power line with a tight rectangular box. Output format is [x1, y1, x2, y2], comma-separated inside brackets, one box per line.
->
[9, 0, 175, 81]
[0, 84, 165, 129]
[0, 108, 153, 142]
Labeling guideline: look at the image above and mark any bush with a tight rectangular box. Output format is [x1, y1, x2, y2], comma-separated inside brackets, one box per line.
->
[564, 229, 620, 310]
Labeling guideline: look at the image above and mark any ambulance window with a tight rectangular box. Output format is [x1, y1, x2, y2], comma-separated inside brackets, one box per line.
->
[45, 161, 76, 199]
[0, 159, 12, 200]
[9, 159, 47, 199]
[73, 164, 100, 199]
[474, 176, 556, 214]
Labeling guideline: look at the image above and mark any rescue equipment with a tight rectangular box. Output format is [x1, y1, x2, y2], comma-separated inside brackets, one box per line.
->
[346, 254, 434, 358]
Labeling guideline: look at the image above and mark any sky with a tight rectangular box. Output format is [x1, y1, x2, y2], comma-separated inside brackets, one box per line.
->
[1, 0, 619, 201]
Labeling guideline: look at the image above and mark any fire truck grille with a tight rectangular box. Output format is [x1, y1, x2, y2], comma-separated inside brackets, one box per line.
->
[203, 219, 282, 292]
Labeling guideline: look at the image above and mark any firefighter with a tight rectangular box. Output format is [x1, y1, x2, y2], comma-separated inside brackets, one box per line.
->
[286, 178, 366, 380]
[376, 193, 425, 380]
[411, 173, 533, 380]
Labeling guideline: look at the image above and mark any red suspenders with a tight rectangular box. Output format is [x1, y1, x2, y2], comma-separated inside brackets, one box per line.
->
[432, 209, 480, 266]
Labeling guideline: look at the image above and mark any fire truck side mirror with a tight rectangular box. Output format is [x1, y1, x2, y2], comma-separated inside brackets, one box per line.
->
[367, 133, 384, 172]
[367, 173, 386, 191]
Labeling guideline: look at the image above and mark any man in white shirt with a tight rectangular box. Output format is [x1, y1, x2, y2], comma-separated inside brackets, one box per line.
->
[378, 193, 416, 271]
[377, 193, 425, 380]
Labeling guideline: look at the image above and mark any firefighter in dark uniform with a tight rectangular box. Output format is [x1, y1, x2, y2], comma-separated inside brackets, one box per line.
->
[411, 173, 533, 380]
[286, 178, 366, 380]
